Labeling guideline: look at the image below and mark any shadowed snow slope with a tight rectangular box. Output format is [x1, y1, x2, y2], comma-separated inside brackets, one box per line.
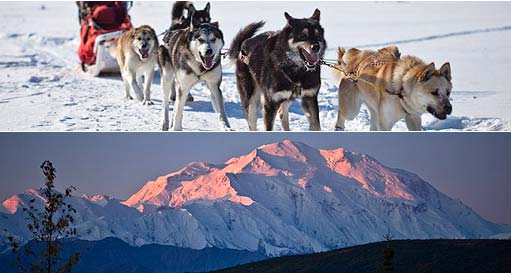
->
[1, 141, 509, 256]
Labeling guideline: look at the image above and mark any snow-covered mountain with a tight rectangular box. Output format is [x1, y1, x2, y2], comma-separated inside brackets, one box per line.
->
[1, 140, 508, 256]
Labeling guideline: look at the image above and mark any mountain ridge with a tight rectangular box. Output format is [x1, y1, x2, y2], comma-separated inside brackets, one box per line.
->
[1, 140, 508, 256]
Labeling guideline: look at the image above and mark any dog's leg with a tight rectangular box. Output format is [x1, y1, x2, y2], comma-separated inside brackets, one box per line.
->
[160, 68, 174, 131]
[136, 74, 143, 92]
[247, 91, 261, 131]
[377, 113, 395, 131]
[142, 69, 155, 105]
[125, 69, 144, 101]
[262, 95, 280, 131]
[207, 81, 232, 131]
[172, 73, 196, 131]
[368, 107, 379, 131]
[236, 61, 257, 130]
[122, 74, 133, 100]
[301, 94, 321, 131]
[335, 79, 360, 131]
[170, 79, 194, 102]
[278, 100, 291, 131]
[405, 114, 422, 131]
[170, 78, 177, 101]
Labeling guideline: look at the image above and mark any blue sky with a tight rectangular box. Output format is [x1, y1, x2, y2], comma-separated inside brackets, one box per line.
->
[0, 133, 509, 224]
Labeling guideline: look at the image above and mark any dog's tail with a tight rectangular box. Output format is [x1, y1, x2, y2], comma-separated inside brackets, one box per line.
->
[108, 41, 118, 60]
[171, 1, 192, 24]
[228, 21, 265, 61]
[332, 47, 346, 83]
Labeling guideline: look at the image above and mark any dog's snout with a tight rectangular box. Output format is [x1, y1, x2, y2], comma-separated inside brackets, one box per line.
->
[444, 102, 452, 114]
[311, 43, 321, 53]
[205, 48, 213, 56]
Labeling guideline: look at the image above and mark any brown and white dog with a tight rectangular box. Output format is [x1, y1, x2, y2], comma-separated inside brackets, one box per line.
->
[334, 46, 452, 131]
[116, 25, 159, 104]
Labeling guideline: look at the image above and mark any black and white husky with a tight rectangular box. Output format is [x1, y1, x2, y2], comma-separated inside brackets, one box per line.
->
[170, 1, 211, 31]
[158, 21, 231, 131]
[229, 9, 326, 131]
[166, 1, 212, 102]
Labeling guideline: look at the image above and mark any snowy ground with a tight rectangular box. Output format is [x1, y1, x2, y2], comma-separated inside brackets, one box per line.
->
[0, 1, 510, 131]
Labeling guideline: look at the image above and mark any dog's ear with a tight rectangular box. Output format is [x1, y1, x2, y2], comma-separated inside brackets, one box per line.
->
[188, 4, 196, 15]
[190, 12, 200, 29]
[337, 47, 346, 64]
[211, 21, 219, 28]
[311, 9, 320, 22]
[284, 12, 295, 23]
[420, 63, 436, 82]
[204, 2, 210, 13]
[130, 29, 135, 39]
[439, 62, 451, 81]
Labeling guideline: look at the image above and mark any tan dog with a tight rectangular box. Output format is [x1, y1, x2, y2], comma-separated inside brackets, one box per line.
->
[334, 46, 452, 131]
[116, 25, 159, 105]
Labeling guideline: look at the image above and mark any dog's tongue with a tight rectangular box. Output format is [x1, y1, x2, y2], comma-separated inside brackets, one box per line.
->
[140, 49, 149, 59]
[203, 55, 214, 69]
[302, 48, 319, 64]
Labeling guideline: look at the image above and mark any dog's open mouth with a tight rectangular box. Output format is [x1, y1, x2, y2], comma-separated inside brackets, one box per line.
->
[299, 48, 319, 70]
[139, 48, 150, 59]
[200, 54, 215, 70]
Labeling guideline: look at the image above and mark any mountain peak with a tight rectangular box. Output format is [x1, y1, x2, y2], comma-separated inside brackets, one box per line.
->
[257, 140, 310, 156]
[1, 142, 507, 256]
[2, 189, 44, 214]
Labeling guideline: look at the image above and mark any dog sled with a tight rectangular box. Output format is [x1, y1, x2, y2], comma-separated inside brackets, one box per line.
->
[77, 1, 133, 76]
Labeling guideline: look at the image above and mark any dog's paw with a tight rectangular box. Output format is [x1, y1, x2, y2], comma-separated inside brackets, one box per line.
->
[223, 126, 234, 132]
[124, 95, 134, 100]
[186, 94, 194, 102]
[142, 100, 154, 106]
[334, 126, 345, 131]
[162, 124, 169, 131]
[220, 122, 234, 131]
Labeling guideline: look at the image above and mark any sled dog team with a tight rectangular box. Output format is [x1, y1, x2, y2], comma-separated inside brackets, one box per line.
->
[115, 1, 453, 131]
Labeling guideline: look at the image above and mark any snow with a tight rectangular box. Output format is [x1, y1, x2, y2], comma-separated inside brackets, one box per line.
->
[0, 1, 510, 131]
[1, 140, 509, 256]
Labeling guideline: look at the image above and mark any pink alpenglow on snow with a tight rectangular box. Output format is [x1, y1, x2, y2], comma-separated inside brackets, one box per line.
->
[1, 140, 508, 255]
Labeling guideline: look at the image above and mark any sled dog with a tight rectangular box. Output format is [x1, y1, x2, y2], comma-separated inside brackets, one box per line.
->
[170, 1, 211, 31]
[116, 25, 158, 104]
[229, 9, 326, 131]
[166, 1, 212, 102]
[334, 46, 452, 131]
[159, 21, 230, 131]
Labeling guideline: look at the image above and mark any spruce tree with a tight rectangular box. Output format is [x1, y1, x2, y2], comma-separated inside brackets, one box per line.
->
[9, 160, 80, 273]
[378, 230, 395, 273]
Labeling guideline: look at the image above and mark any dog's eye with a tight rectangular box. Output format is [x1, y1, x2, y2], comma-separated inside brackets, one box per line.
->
[211, 38, 217, 42]
[431, 89, 439, 96]
[198, 38, 205, 43]
[298, 33, 307, 39]
[137, 37, 142, 41]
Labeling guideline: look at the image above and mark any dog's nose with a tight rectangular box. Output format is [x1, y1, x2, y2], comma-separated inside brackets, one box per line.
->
[205, 48, 213, 56]
[444, 102, 452, 114]
[445, 105, 452, 114]
[311, 43, 321, 53]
